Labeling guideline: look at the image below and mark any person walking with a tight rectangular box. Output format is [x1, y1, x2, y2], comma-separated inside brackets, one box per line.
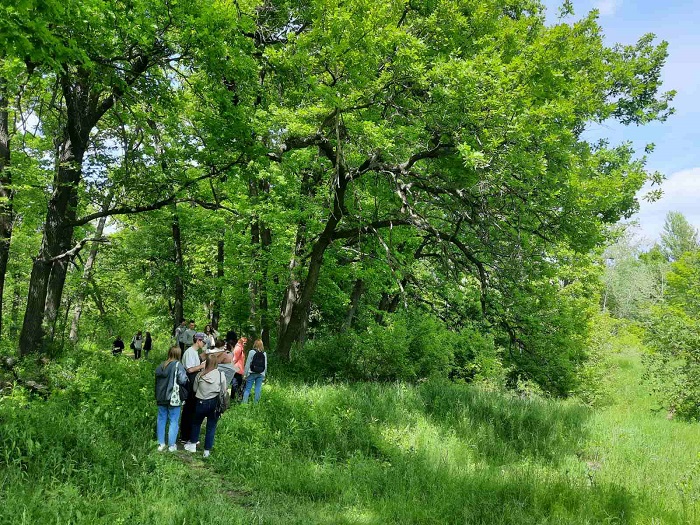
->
[184, 354, 227, 458]
[154, 346, 188, 452]
[231, 335, 247, 400]
[174, 319, 187, 351]
[131, 331, 144, 359]
[179, 332, 207, 444]
[203, 324, 219, 350]
[242, 339, 267, 404]
[183, 320, 196, 349]
[112, 335, 125, 356]
[143, 332, 152, 359]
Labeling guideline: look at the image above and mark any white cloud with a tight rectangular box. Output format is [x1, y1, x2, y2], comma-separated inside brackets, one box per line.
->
[594, 0, 622, 16]
[634, 167, 700, 243]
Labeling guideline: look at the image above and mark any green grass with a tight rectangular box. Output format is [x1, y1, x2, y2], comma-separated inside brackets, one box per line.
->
[1, 342, 699, 524]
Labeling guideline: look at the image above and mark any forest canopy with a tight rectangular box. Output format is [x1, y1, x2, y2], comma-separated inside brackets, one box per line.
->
[0, 0, 674, 394]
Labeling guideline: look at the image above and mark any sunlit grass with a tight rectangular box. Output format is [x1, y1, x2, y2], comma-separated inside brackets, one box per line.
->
[2, 340, 699, 524]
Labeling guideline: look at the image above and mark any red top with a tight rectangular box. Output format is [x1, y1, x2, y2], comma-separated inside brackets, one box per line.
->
[233, 342, 246, 375]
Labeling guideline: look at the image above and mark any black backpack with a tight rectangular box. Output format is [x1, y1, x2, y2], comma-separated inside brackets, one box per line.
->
[250, 351, 266, 374]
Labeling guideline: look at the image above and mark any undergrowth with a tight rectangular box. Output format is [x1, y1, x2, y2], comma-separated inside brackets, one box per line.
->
[1, 343, 699, 524]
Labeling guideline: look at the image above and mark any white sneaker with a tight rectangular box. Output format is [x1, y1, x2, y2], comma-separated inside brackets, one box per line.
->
[184, 442, 196, 453]
[203, 450, 210, 458]
[168, 445, 177, 452]
[157, 444, 167, 452]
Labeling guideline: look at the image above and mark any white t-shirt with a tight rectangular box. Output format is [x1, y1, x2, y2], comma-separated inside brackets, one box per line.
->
[181, 346, 201, 370]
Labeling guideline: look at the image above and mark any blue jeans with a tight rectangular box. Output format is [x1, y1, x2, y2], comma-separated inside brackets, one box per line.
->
[190, 397, 220, 451]
[243, 373, 264, 403]
[156, 405, 181, 446]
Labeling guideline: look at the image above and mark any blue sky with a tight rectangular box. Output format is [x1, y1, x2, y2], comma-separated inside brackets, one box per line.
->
[544, 0, 700, 244]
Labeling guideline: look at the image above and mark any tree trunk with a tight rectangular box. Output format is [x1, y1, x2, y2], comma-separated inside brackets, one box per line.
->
[277, 220, 306, 359]
[260, 223, 272, 349]
[171, 203, 184, 330]
[59, 296, 72, 347]
[375, 284, 405, 325]
[276, 210, 343, 359]
[211, 237, 224, 331]
[69, 199, 110, 343]
[9, 270, 21, 338]
[20, 137, 84, 355]
[344, 278, 364, 329]
[44, 241, 73, 340]
[20, 56, 153, 354]
[249, 208, 260, 331]
[0, 77, 14, 337]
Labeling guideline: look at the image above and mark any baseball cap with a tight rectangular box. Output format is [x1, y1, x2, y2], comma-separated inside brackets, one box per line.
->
[194, 332, 207, 341]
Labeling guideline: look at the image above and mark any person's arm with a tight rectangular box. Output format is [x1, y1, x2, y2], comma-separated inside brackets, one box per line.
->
[176, 363, 188, 385]
[187, 361, 205, 374]
[184, 350, 205, 373]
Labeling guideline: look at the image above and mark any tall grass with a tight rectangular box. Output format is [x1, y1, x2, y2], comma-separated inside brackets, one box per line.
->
[1, 342, 699, 524]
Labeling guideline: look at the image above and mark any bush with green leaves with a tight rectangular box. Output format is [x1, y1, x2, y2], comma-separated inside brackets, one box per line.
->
[644, 250, 700, 419]
[290, 311, 502, 384]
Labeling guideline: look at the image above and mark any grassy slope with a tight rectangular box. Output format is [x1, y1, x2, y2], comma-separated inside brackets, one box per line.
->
[1, 344, 699, 524]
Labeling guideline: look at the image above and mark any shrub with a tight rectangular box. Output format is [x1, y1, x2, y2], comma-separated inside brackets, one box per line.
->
[290, 311, 503, 384]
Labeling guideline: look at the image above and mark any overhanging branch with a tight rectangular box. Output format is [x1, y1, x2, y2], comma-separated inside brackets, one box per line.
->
[47, 237, 109, 263]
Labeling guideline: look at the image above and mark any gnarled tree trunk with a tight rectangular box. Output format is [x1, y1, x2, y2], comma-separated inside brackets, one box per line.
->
[20, 133, 84, 355]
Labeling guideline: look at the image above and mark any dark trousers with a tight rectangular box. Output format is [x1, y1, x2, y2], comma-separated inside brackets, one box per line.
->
[190, 397, 220, 451]
[134, 348, 141, 359]
[179, 342, 185, 352]
[179, 372, 198, 442]
[231, 373, 243, 401]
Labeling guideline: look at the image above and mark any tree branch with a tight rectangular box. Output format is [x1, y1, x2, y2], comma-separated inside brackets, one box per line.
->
[332, 218, 410, 240]
[72, 157, 241, 227]
[47, 238, 109, 263]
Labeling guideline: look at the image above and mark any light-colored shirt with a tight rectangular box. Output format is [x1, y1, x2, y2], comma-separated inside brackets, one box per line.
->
[183, 328, 196, 346]
[175, 325, 187, 343]
[181, 346, 201, 371]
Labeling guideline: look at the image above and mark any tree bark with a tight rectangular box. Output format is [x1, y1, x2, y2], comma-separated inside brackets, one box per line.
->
[171, 203, 184, 330]
[249, 204, 260, 330]
[20, 132, 85, 355]
[344, 278, 364, 329]
[69, 196, 110, 342]
[211, 236, 224, 331]
[44, 238, 74, 340]
[249, 176, 273, 347]
[276, 163, 350, 358]
[0, 76, 14, 337]
[260, 222, 272, 349]
[9, 270, 21, 338]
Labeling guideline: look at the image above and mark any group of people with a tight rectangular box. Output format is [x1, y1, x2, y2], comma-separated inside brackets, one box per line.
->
[111, 331, 152, 359]
[153, 324, 268, 457]
[173, 319, 220, 352]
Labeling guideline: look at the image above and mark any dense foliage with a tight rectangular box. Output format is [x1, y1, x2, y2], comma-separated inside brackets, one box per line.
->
[0, 0, 674, 395]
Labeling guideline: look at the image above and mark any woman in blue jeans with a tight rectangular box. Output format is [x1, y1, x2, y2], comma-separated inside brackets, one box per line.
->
[154, 346, 188, 451]
[243, 339, 267, 403]
[185, 354, 226, 458]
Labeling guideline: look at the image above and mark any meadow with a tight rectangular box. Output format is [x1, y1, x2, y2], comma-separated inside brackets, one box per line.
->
[1, 341, 699, 525]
